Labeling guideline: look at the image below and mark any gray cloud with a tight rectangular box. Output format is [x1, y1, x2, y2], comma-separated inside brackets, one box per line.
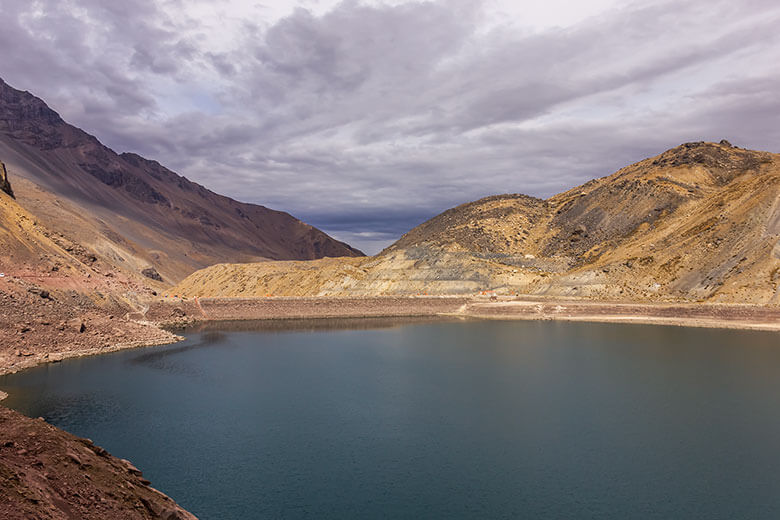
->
[1, 0, 780, 253]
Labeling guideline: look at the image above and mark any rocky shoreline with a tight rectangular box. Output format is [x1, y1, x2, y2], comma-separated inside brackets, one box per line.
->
[460, 297, 780, 331]
[0, 278, 194, 519]
[0, 406, 197, 520]
[0, 276, 182, 377]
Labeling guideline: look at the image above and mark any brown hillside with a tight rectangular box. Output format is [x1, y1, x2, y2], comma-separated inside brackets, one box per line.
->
[174, 141, 780, 304]
[0, 78, 362, 283]
[0, 169, 170, 300]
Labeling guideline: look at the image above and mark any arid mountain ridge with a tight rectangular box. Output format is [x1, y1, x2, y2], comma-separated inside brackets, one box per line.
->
[0, 77, 361, 285]
[175, 140, 780, 304]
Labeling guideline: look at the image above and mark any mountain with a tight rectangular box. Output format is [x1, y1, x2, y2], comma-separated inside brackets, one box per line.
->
[0, 78, 362, 283]
[173, 141, 780, 304]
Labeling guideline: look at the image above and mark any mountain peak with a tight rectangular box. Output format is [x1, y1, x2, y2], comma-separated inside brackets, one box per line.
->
[647, 140, 769, 174]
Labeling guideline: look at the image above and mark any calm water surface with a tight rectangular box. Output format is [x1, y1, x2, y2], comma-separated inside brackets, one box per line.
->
[2, 318, 780, 519]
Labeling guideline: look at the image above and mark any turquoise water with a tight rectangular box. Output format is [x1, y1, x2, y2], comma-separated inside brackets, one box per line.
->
[2, 318, 780, 519]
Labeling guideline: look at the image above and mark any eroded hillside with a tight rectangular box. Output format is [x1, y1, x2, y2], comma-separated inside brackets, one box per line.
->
[174, 141, 780, 304]
[0, 77, 362, 284]
[0, 174, 166, 295]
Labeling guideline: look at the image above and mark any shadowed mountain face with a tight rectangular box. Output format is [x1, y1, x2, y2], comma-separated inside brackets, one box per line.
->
[174, 141, 780, 304]
[0, 78, 362, 283]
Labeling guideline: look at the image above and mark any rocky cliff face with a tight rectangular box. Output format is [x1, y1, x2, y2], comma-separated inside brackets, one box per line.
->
[0, 77, 362, 284]
[0, 161, 13, 198]
[173, 142, 780, 304]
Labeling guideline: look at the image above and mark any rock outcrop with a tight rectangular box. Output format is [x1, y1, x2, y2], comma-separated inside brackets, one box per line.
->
[0, 161, 13, 198]
[173, 141, 780, 304]
[142, 267, 164, 282]
[0, 406, 197, 520]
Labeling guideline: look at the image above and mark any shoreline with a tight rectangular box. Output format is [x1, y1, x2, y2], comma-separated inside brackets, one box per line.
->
[149, 295, 780, 331]
[463, 312, 780, 331]
[0, 334, 183, 380]
[3, 296, 779, 381]
[459, 298, 780, 332]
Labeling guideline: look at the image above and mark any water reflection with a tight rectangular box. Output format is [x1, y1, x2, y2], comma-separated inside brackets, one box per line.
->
[129, 331, 229, 366]
[172, 316, 469, 335]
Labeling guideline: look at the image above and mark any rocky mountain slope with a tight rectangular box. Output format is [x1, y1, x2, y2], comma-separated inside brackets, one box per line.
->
[174, 141, 780, 304]
[0, 78, 361, 284]
[0, 172, 169, 296]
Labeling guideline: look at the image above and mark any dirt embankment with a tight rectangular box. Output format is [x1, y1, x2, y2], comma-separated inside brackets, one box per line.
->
[0, 276, 179, 376]
[144, 295, 780, 332]
[461, 297, 780, 331]
[0, 406, 196, 520]
[146, 295, 471, 324]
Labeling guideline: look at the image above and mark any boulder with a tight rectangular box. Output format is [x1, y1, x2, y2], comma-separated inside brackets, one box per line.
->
[141, 267, 163, 282]
[67, 318, 86, 333]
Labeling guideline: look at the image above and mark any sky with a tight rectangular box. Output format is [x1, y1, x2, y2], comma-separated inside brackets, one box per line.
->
[1, 0, 779, 254]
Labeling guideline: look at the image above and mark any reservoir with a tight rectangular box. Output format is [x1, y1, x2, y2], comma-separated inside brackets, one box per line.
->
[2, 318, 780, 519]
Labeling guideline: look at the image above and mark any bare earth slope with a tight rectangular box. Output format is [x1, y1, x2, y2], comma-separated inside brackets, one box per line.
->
[174, 141, 780, 304]
[0, 187, 178, 374]
[0, 78, 361, 284]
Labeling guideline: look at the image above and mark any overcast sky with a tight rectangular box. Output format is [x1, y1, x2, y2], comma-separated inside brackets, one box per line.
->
[1, 0, 779, 253]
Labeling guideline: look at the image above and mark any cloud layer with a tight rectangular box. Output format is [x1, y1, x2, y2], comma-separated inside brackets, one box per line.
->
[2, 0, 779, 253]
